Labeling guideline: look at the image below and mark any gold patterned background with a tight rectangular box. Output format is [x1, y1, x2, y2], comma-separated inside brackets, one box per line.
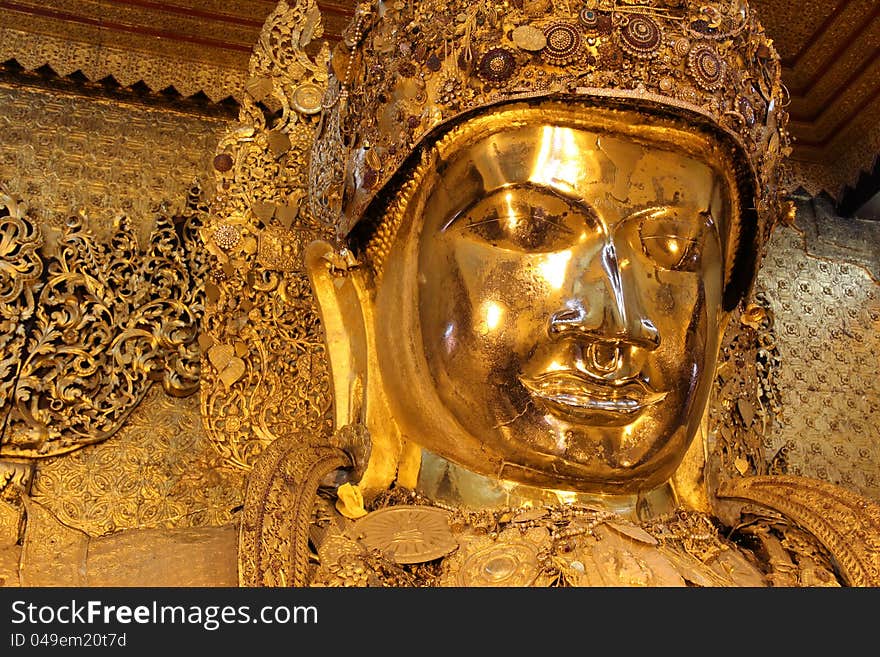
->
[0, 81, 226, 243]
[29, 385, 244, 538]
[756, 217, 880, 502]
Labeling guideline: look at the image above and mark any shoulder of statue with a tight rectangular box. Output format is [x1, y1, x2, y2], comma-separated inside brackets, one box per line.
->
[717, 475, 880, 587]
[238, 431, 351, 587]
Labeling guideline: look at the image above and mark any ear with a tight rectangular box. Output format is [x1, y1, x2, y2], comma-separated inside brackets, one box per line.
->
[304, 240, 369, 431]
[303, 240, 404, 496]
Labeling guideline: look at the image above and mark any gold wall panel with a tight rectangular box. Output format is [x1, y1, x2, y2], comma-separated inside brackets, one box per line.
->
[29, 384, 244, 538]
[756, 219, 880, 502]
[0, 193, 206, 459]
[0, 82, 229, 244]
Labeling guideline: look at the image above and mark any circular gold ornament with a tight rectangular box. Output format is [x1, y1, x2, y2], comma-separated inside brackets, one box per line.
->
[456, 540, 540, 586]
[512, 25, 547, 52]
[355, 506, 457, 564]
[542, 22, 581, 66]
[617, 15, 662, 59]
[478, 47, 517, 83]
[213, 224, 242, 250]
[688, 44, 726, 90]
[213, 153, 233, 172]
[673, 37, 692, 58]
[291, 83, 324, 115]
[578, 8, 612, 34]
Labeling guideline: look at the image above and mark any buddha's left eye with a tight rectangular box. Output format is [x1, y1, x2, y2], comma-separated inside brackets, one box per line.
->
[625, 210, 713, 273]
[451, 187, 587, 253]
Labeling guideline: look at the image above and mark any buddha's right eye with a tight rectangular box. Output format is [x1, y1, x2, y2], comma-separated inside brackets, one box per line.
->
[451, 187, 586, 253]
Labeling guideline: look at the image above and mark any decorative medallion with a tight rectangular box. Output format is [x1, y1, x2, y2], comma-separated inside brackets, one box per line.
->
[687, 43, 726, 90]
[578, 8, 612, 34]
[212, 153, 234, 172]
[291, 83, 324, 115]
[673, 36, 692, 58]
[355, 505, 457, 564]
[617, 15, 663, 59]
[456, 540, 541, 586]
[478, 47, 517, 83]
[579, 8, 599, 29]
[542, 22, 582, 66]
[212, 223, 242, 251]
[578, 7, 613, 36]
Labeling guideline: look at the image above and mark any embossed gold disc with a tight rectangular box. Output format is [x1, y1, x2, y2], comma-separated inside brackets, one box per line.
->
[291, 83, 323, 115]
[355, 506, 457, 564]
[456, 540, 540, 587]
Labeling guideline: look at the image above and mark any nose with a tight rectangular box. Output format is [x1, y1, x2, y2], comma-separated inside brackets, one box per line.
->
[548, 242, 660, 350]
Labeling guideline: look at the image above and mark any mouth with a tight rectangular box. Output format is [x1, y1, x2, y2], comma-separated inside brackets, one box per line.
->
[518, 370, 668, 420]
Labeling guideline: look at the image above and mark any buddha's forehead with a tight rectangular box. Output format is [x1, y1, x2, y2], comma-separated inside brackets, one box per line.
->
[430, 123, 718, 217]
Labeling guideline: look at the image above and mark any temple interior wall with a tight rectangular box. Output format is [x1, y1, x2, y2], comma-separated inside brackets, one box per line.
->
[756, 198, 880, 502]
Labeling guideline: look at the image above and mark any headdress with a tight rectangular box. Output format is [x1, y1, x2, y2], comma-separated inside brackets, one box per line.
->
[309, 0, 791, 308]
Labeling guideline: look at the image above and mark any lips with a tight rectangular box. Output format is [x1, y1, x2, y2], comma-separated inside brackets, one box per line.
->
[518, 370, 667, 419]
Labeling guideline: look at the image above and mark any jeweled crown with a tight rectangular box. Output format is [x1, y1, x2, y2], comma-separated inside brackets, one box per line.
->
[309, 0, 791, 301]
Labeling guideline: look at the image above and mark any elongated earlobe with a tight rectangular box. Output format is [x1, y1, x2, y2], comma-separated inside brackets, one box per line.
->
[304, 240, 405, 496]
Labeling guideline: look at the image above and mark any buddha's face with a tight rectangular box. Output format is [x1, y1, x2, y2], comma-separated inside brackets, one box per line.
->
[372, 105, 732, 493]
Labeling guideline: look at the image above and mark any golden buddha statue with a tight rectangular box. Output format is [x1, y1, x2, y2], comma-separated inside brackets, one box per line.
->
[3, 0, 879, 588]
[234, 0, 880, 587]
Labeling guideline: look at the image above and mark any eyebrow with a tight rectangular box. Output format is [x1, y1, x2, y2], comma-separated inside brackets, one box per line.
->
[620, 205, 713, 224]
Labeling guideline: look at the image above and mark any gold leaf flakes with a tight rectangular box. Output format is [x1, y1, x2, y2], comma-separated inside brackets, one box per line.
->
[737, 398, 755, 426]
[208, 343, 235, 372]
[197, 333, 214, 352]
[219, 357, 246, 390]
[204, 282, 220, 304]
[275, 203, 298, 230]
[604, 521, 659, 545]
[251, 201, 275, 222]
[245, 76, 274, 102]
[267, 131, 292, 157]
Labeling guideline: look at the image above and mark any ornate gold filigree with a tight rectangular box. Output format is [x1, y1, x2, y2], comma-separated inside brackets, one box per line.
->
[0, 25, 248, 104]
[755, 224, 880, 502]
[239, 435, 349, 587]
[708, 294, 783, 482]
[200, 0, 336, 470]
[0, 83, 227, 245]
[311, 0, 791, 266]
[0, 460, 34, 547]
[0, 192, 206, 459]
[717, 474, 880, 587]
[0, 192, 44, 420]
